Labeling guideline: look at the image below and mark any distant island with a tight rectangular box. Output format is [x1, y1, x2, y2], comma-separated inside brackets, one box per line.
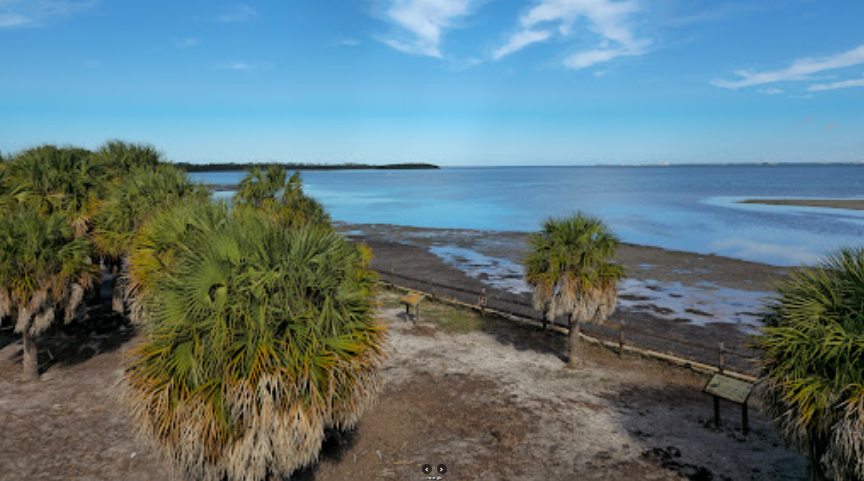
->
[173, 162, 440, 173]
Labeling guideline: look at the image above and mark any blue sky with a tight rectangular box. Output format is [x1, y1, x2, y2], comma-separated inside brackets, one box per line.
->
[1, 0, 863, 166]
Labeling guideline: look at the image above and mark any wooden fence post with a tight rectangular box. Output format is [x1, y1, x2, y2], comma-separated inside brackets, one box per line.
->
[718, 342, 726, 373]
[618, 321, 625, 358]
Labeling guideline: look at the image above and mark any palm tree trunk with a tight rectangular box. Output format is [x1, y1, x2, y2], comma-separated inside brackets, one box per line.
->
[807, 441, 829, 481]
[567, 314, 583, 368]
[110, 263, 124, 314]
[22, 330, 38, 380]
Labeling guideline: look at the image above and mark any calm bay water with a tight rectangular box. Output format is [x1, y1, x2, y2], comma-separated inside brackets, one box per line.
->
[191, 165, 864, 266]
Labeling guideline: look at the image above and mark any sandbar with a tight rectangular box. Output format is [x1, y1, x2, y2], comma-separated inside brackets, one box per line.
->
[740, 199, 864, 211]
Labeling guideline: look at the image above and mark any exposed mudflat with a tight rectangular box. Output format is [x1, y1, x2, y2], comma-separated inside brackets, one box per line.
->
[339, 223, 790, 373]
[740, 199, 864, 211]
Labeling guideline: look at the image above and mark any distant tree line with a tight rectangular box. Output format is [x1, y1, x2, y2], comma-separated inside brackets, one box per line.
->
[173, 161, 440, 172]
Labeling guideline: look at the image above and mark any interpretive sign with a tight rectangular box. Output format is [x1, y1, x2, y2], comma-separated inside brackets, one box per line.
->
[703, 373, 754, 404]
[401, 291, 426, 323]
[703, 373, 756, 435]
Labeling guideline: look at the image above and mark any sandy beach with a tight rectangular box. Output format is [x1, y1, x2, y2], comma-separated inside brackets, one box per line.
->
[0, 290, 806, 480]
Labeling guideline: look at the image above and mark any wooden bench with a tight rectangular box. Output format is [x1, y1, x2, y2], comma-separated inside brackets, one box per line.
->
[703, 373, 756, 435]
[400, 291, 426, 324]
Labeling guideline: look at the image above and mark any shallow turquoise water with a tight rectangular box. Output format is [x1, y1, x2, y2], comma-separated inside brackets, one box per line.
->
[191, 165, 864, 266]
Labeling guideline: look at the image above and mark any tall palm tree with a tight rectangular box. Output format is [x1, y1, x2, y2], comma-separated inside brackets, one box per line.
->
[4, 145, 104, 235]
[0, 207, 97, 379]
[91, 140, 163, 181]
[91, 164, 210, 312]
[124, 203, 386, 480]
[524, 213, 625, 368]
[235, 167, 330, 229]
[234, 165, 286, 208]
[754, 248, 864, 481]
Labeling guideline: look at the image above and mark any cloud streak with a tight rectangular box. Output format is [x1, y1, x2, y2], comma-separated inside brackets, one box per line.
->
[175, 37, 201, 48]
[0, 0, 97, 28]
[712, 43, 864, 89]
[492, 29, 551, 60]
[379, 0, 479, 58]
[494, 0, 650, 70]
[808, 73, 864, 92]
[216, 3, 256, 23]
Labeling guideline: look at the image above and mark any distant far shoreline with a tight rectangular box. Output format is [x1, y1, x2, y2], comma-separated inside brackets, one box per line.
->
[174, 162, 439, 173]
[740, 199, 864, 211]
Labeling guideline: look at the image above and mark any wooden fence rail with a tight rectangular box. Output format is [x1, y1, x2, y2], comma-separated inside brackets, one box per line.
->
[376, 270, 758, 383]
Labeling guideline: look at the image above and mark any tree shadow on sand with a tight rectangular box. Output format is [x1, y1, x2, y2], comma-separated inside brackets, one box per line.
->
[6, 304, 137, 375]
[480, 314, 567, 362]
[0, 324, 17, 352]
[286, 429, 359, 480]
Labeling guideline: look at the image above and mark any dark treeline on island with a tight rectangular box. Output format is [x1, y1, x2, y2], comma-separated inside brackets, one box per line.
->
[173, 161, 440, 172]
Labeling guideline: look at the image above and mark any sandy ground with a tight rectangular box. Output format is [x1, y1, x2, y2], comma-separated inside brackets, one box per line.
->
[339, 223, 790, 374]
[0, 291, 807, 480]
[739, 199, 864, 210]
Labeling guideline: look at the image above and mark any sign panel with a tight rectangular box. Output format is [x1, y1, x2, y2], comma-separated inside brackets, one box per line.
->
[401, 292, 425, 307]
[703, 373, 755, 404]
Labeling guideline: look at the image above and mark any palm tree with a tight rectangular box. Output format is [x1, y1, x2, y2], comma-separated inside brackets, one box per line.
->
[4, 145, 104, 235]
[124, 203, 386, 480]
[0, 207, 98, 379]
[92, 165, 210, 312]
[753, 248, 864, 481]
[234, 165, 286, 208]
[234, 167, 330, 229]
[524, 213, 625, 368]
[91, 140, 163, 181]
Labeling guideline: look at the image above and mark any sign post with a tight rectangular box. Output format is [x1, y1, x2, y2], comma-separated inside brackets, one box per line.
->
[703, 373, 756, 435]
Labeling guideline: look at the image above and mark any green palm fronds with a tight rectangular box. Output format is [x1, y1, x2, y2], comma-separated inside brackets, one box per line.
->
[92, 140, 163, 180]
[92, 164, 211, 261]
[235, 165, 285, 207]
[234, 167, 330, 229]
[4, 145, 104, 233]
[125, 204, 386, 480]
[754, 248, 864, 480]
[525, 213, 625, 367]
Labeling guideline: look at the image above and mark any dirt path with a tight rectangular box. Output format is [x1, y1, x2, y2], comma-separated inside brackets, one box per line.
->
[0, 318, 172, 481]
[301, 291, 805, 480]
[0, 292, 806, 480]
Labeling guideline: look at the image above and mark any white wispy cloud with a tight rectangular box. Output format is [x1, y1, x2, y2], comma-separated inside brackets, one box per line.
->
[219, 61, 273, 71]
[216, 3, 256, 23]
[0, 12, 28, 26]
[758, 87, 784, 95]
[175, 37, 202, 48]
[225, 61, 251, 70]
[338, 38, 361, 47]
[494, 0, 651, 70]
[0, 0, 97, 29]
[379, 0, 479, 58]
[712, 43, 864, 89]
[493, 29, 551, 60]
[808, 73, 864, 92]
